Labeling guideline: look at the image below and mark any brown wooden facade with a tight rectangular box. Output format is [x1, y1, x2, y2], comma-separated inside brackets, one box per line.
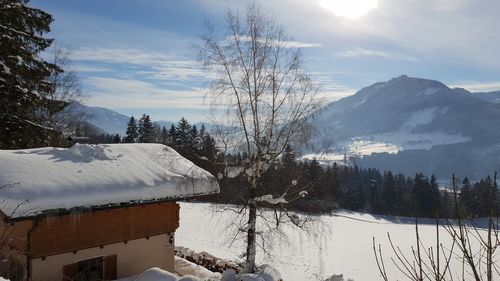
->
[0, 201, 180, 280]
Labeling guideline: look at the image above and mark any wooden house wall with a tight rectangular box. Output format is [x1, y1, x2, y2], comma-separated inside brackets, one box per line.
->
[30, 201, 179, 258]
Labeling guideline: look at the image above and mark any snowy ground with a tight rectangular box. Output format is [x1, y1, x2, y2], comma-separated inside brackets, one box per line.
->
[176, 202, 499, 281]
[302, 131, 472, 164]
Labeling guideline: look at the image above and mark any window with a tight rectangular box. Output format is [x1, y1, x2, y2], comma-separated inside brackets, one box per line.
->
[63, 255, 116, 281]
[75, 257, 104, 281]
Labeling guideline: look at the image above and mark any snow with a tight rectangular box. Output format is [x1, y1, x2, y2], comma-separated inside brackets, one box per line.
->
[224, 166, 244, 179]
[115, 263, 278, 281]
[401, 107, 442, 130]
[0, 144, 219, 218]
[253, 194, 287, 205]
[302, 130, 472, 164]
[0, 61, 10, 74]
[178, 276, 202, 281]
[175, 256, 221, 280]
[420, 87, 440, 96]
[135, 267, 178, 281]
[176, 202, 498, 281]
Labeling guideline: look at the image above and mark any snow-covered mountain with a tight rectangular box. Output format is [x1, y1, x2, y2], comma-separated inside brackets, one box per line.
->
[308, 75, 500, 179]
[71, 103, 203, 136]
[71, 102, 133, 135]
[474, 90, 500, 103]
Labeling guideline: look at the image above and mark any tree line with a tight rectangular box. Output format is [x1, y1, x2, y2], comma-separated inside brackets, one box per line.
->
[148, 125, 497, 219]
[121, 114, 500, 219]
[123, 115, 218, 169]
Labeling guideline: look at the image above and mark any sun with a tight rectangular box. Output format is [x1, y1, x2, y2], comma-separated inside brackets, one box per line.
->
[319, 0, 378, 20]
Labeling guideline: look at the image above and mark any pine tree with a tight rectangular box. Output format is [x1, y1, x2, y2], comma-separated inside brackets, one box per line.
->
[160, 126, 169, 145]
[1, 0, 63, 148]
[430, 175, 441, 216]
[191, 124, 199, 150]
[175, 117, 192, 154]
[168, 124, 176, 145]
[124, 116, 138, 143]
[138, 114, 154, 143]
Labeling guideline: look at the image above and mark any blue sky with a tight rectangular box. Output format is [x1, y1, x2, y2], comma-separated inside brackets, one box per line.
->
[31, 0, 500, 122]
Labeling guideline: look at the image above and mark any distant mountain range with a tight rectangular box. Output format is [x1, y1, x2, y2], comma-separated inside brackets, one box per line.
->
[307, 75, 500, 180]
[71, 103, 133, 135]
[76, 75, 500, 180]
[72, 103, 199, 135]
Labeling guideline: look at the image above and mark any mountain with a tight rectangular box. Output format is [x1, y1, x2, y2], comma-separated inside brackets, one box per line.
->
[308, 75, 500, 180]
[71, 103, 208, 136]
[473, 90, 500, 103]
[71, 103, 132, 135]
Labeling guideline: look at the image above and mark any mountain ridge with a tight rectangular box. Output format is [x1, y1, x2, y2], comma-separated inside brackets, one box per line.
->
[308, 75, 500, 179]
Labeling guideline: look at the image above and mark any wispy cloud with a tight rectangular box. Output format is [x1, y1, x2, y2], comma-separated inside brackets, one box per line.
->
[336, 48, 418, 61]
[85, 77, 207, 109]
[451, 81, 500, 92]
[74, 65, 111, 73]
[72, 47, 207, 81]
[232, 35, 322, 48]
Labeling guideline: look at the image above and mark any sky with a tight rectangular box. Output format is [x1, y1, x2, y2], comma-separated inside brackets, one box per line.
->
[31, 0, 500, 123]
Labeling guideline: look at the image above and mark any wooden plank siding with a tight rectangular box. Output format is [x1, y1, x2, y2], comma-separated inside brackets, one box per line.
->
[30, 202, 179, 258]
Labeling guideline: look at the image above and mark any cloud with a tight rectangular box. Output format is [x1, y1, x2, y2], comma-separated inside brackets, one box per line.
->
[199, 0, 500, 70]
[336, 48, 418, 61]
[451, 81, 500, 92]
[72, 47, 208, 81]
[73, 65, 111, 72]
[232, 35, 322, 48]
[84, 77, 208, 109]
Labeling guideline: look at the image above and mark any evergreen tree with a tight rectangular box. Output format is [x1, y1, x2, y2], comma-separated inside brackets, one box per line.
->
[160, 126, 169, 145]
[200, 135, 218, 162]
[191, 124, 199, 150]
[1, 0, 63, 148]
[138, 114, 154, 143]
[430, 175, 441, 216]
[168, 124, 176, 145]
[460, 177, 474, 216]
[113, 134, 121, 143]
[474, 175, 496, 217]
[124, 116, 138, 143]
[175, 117, 193, 154]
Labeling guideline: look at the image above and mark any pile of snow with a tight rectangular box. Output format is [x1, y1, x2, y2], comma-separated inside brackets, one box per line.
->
[0, 144, 219, 218]
[221, 265, 281, 281]
[135, 268, 178, 281]
[176, 246, 239, 273]
[115, 265, 280, 281]
[69, 143, 118, 160]
[175, 256, 221, 280]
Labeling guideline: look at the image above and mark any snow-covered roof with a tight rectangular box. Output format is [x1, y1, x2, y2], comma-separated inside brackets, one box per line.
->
[0, 143, 219, 219]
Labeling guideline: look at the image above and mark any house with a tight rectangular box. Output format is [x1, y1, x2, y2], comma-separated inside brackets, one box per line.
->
[0, 143, 219, 281]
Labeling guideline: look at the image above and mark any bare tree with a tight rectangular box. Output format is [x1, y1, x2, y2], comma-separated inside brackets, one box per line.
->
[0, 183, 32, 281]
[373, 174, 500, 281]
[197, 5, 323, 273]
[44, 43, 86, 134]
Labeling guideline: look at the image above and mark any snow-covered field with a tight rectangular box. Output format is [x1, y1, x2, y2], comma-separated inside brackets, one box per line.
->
[302, 131, 472, 164]
[176, 202, 498, 281]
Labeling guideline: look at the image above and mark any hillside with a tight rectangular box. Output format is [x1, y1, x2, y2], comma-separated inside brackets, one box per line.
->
[308, 75, 500, 179]
[71, 102, 132, 135]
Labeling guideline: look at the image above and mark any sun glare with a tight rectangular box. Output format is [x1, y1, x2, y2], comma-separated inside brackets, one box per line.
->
[319, 0, 378, 20]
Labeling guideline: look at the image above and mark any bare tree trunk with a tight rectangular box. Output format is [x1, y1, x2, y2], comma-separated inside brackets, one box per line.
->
[245, 201, 257, 272]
